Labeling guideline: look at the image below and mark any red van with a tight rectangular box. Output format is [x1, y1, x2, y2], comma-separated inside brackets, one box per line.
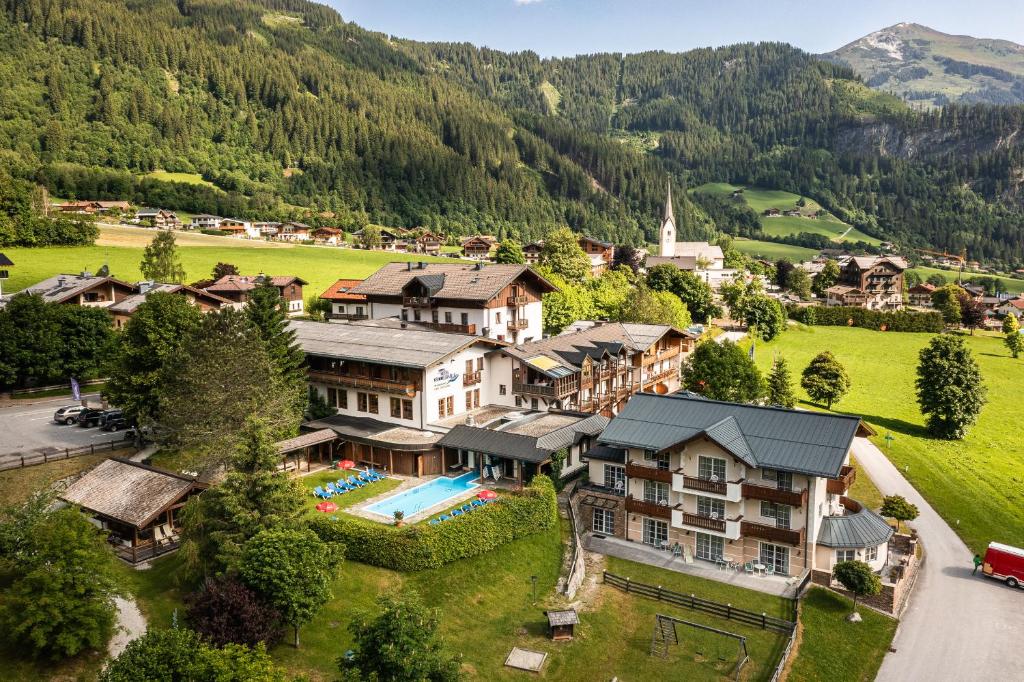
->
[981, 542, 1024, 589]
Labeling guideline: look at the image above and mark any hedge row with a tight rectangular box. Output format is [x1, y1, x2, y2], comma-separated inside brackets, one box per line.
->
[308, 475, 558, 571]
[787, 305, 944, 332]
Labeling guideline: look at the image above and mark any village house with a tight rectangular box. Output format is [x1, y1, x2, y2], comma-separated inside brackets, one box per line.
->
[523, 241, 543, 265]
[218, 218, 260, 239]
[763, 208, 781, 217]
[190, 214, 222, 230]
[490, 320, 696, 416]
[60, 458, 206, 564]
[293, 319, 507, 476]
[135, 207, 181, 230]
[252, 221, 282, 237]
[826, 256, 907, 310]
[461, 235, 494, 259]
[349, 261, 557, 344]
[578, 236, 615, 276]
[57, 200, 131, 215]
[413, 232, 443, 254]
[907, 282, 936, 307]
[107, 282, 232, 328]
[437, 410, 609, 488]
[311, 226, 343, 245]
[202, 274, 307, 314]
[996, 297, 1024, 319]
[579, 393, 891, 583]
[7, 272, 135, 307]
[277, 221, 311, 242]
[319, 278, 368, 320]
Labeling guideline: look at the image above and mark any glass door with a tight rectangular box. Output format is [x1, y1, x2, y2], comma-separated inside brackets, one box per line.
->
[695, 532, 724, 562]
[759, 543, 790, 575]
[776, 471, 793, 491]
[642, 518, 668, 548]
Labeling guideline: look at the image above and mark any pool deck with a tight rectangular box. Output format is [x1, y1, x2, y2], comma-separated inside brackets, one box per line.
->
[345, 473, 486, 525]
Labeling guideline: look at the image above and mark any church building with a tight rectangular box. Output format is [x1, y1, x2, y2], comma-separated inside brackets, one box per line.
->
[645, 183, 730, 287]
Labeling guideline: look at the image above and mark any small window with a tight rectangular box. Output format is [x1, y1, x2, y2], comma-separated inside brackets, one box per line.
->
[496, 311, 502, 323]
[358, 392, 368, 412]
[401, 309, 408, 321]
[465, 391, 473, 411]
[477, 357, 484, 371]
[327, 388, 337, 407]
[368, 394, 378, 414]
[438, 398, 447, 418]
[402, 399, 413, 420]
[473, 388, 480, 408]
[413, 309, 421, 322]
[390, 397, 402, 418]
[465, 359, 474, 375]
[432, 310, 439, 323]
[499, 384, 506, 396]
[530, 398, 538, 410]
[837, 549, 856, 563]
[515, 396, 522, 407]
[866, 546, 878, 562]
[461, 312, 468, 326]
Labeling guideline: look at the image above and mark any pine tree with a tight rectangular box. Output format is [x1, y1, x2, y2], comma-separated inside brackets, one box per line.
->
[766, 356, 796, 408]
[245, 281, 308, 410]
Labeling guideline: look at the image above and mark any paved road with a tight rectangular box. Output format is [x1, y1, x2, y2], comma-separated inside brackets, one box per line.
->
[851, 437, 1024, 681]
[0, 395, 120, 462]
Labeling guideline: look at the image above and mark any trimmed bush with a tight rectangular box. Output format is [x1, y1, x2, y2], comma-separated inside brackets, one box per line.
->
[309, 475, 558, 571]
[788, 305, 944, 333]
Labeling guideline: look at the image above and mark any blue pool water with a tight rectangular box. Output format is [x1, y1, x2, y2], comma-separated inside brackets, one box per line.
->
[365, 471, 478, 518]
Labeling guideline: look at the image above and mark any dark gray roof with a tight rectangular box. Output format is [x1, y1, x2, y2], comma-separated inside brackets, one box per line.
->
[547, 609, 579, 626]
[582, 444, 626, 463]
[438, 425, 550, 463]
[597, 393, 863, 478]
[818, 506, 894, 549]
[438, 411, 607, 463]
[0, 253, 12, 266]
[303, 414, 440, 451]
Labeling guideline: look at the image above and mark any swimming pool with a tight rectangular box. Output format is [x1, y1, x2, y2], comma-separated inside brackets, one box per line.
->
[365, 471, 479, 519]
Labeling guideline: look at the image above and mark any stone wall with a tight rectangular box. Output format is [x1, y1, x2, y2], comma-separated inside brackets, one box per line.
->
[812, 533, 921, 615]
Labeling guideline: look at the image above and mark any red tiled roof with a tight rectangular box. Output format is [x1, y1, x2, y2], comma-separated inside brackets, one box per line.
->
[320, 279, 367, 302]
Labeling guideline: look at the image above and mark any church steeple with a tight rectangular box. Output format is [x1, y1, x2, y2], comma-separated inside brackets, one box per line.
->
[659, 180, 676, 258]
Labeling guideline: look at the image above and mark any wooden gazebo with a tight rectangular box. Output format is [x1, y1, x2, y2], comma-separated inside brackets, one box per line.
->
[275, 428, 338, 472]
[60, 458, 206, 564]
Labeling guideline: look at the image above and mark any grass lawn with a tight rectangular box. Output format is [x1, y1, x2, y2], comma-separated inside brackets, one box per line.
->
[848, 454, 884, 512]
[141, 170, 218, 189]
[6, 227, 452, 300]
[752, 325, 1024, 553]
[732, 238, 818, 262]
[908, 265, 1024, 295]
[0, 452, 121, 507]
[786, 588, 897, 682]
[299, 469, 403, 517]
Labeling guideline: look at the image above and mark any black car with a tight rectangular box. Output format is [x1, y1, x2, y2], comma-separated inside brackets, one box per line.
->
[77, 408, 106, 427]
[101, 415, 130, 432]
[97, 409, 123, 428]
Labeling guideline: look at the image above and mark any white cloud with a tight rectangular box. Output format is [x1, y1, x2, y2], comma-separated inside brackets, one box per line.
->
[514, 0, 544, 5]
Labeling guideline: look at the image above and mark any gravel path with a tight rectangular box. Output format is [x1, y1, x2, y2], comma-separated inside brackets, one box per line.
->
[107, 596, 146, 661]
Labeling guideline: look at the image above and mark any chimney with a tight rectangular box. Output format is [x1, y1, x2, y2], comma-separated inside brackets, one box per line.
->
[465, 412, 475, 426]
[57, 276, 67, 287]
[80, 271, 92, 278]
[418, 261, 427, 269]
[407, 262, 413, 271]
[138, 280, 154, 294]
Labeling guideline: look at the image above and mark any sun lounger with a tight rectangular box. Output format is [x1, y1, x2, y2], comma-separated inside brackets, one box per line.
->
[313, 486, 332, 499]
[355, 474, 372, 484]
[337, 479, 356, 491]
[429, 518, 441, 525]
[346, 476, 366, 488]
[326, 482, 346, 495]
[439, 514, 451, 521]
[461, 504, 473, 513]
[451, 508, 463, 517]
[368, 468, 387, 479]
[470, 499, 484, 508]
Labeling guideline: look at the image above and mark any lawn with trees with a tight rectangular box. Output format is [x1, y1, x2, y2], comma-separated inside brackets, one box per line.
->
[753, 325, 1024, 553]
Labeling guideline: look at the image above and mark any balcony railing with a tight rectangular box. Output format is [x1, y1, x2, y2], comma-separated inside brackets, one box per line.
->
[308, 370, 419, 395]
[643, 367, 677, 386]
[678, 511, 726, 533]
[507, 318, 529, 331]
[419, 321, 477, 335]
[512, 382, 557, 398]
[740, 521, 805, 546]
[463, 370, 481, 387]
[625, 496, 671, 520]
[679, 475, 727, 495]
[507, 295, 529, 306]
[326, 313, 368, 321]
[626, 461, 672, 483]
[403, 296, 433, 307]
[827, 465, 857, 495]
[741, 483, 807, 508]
[644, 346, 680, 364]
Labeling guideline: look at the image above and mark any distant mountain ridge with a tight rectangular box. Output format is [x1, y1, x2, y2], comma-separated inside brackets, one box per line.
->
[825, 23, 1024, 106]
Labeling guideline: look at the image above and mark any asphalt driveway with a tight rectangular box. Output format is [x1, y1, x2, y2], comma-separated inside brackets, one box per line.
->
[0, 395, 125, 466]
[851, 437, 1024, 680]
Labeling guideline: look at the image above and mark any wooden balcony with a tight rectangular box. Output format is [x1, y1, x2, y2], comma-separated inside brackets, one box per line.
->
[741, 483, 807, 508]
[678, 511, 726, 533]
[326, 312, 368, 321]
[403, 296, 433, 307]
[626, 461, 672, 483]
[419, 321, 477, 335]
[827, 465, 857, 496]
[308, 370, 419, 396]
[513, 382, 557, 398]
[643, 367, 677, 386]
[644, 345, 681, 365]
[507, 295, 529, 306]
[679, 475, 727, 495]
[463, 370, 481, 387]
[625, 496, 671, 520]
[507, 318, 529, 331]
[740, 521, 805, 546]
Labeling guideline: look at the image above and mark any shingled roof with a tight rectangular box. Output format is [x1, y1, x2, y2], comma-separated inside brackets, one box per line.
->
[16, 273, 135, 304]
[204, 274, 307, 293]
[320, 279, 367, 302]
[107, 284, 231, 315]
[598, 393, 866, 478]
[60, 459, 203, 529]
[350, 262, 556, 302]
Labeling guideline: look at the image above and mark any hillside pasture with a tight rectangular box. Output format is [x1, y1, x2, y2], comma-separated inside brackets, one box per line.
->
[731, 238, 818, 262]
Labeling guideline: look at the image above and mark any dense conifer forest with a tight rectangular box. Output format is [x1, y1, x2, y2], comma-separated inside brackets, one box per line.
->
[3, 0, 1024, 264]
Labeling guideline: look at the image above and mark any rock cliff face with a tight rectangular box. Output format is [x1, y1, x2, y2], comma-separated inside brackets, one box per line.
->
[833, 122, 1021, 160]
[825, 23, 1024, 107]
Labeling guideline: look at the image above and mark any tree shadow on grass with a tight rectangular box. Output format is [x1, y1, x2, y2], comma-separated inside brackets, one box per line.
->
[855, 413, 930, 439]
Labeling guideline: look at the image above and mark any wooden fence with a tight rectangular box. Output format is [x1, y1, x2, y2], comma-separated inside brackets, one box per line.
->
[0, 439, 135, 472]
[8, 378, 107, 397]
[562, 481, 586, 598]
[603, 571, 796, 635]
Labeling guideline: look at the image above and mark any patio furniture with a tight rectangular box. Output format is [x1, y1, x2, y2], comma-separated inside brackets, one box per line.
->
[715, 557, 727, 570]
[452, 509, 463, 517]
[337, 479, 356, 491]
[744, 562, 754, 575]
[429, 518, 441, 525]
[765, 565, 775, 577]
[346, 476, 366, 488]
[368, 468, 387, 479]
[754, 562, 767, 576]
[313, 486, 332, 499]
[470, 499, 485, 508]
[355, 474, 372, 484]
[326, 483, 345, 495]
[439, 514, 451, 521]
[671, 543, 682, 558]
[461, 504, 473, 513]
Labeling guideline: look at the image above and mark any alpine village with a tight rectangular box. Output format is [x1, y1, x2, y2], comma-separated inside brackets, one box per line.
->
[0, 2, 1022, 681]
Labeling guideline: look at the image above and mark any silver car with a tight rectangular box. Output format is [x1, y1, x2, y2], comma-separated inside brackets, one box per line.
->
[54, 405, 86, 425]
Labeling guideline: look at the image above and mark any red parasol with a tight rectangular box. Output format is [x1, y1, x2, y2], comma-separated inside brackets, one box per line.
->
[338, 459, 356, 470]
[477, 489, 497, 500]
[315, 501, 338, 513]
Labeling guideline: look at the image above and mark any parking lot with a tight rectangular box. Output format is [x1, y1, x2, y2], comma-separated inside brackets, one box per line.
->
[0, 395, 129, 467]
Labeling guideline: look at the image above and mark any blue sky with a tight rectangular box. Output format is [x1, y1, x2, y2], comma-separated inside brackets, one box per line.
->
[327, 1, 1024, 57]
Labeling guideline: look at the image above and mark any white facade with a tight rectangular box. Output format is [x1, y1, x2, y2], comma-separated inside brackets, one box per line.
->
[366, 300, 543, 344]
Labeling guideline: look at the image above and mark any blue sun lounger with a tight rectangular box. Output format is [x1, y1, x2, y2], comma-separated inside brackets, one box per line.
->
[336, 479, 356, 491]
[460, 504, 473, 513]
[428, 518, 441, 525]
[470, 499, 484, 508]
[326, 482, 347, 495]
[313, 486, 332, 499]
[438, 514, 451, 521]
[451, 508, 463, 517]
[346, 476, 366, 488]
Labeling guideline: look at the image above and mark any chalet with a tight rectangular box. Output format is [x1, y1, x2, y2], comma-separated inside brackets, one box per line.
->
[491, 320, 697, 416]
[293, 319, 507, 476]
[107, 282, 232, 328]
[320, 278, 368, 320]
[958, 283, 986, 300]
[10, 273, 135, 307]
[579, 236, 615, 276]
[354, 227, 405, 250]
[996, 297, 1024, 319]
[783, 209, 802, 217]
[135, 208, 181, 230]
[58, 200, 131, 215]
[203, 274, 307, 314]
[350, 261, 557, 343]
[219, 218, 259, 239]
[907, 283, 936, 308]
[580, 393, 889, 582]
[311, 227, 343, 245]
[437, 410, 609, 488]
[826, 256, 907, 310]
[190, 214, 222, 230]
[277, 221, 311, 242]
[253, 222, 282, 237]
[763, 208, 781, 217]
[414, 232, 443, 255]
[523, 241, 544, 265]
[60, 458, 206, 564]
[461, 235, 494, 260]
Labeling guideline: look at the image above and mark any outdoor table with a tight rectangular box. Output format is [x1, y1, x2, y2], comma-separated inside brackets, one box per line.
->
[723, 556, 736, 570]
[753, 562, 766, 576]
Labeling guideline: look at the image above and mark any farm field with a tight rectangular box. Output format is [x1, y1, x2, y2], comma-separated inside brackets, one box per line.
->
[908, 264, 1024, 295]
[5, 226, 451, 299]
[731, 237, 819, 262]
[141, 170, 218, 188]
[694, 183, 882, 245]
[752, 325, 1024, 554]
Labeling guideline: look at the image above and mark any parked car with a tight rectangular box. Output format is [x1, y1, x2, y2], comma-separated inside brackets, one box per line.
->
[76, 408, 107, 428]
[54, 405, 86, 425]
[982, 542, 1024, 589]
[101, 414, 131, 432]
[97, 409, 123, 428]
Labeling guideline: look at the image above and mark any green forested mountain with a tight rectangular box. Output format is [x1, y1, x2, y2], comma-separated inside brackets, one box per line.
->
[3, 0, 1024, 265]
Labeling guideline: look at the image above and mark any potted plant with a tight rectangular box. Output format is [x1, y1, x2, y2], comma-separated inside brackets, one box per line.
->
[393, 510, 405, 527]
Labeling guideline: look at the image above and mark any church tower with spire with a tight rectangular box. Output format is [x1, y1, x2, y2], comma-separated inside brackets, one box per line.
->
[659, 181, 676, 258]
